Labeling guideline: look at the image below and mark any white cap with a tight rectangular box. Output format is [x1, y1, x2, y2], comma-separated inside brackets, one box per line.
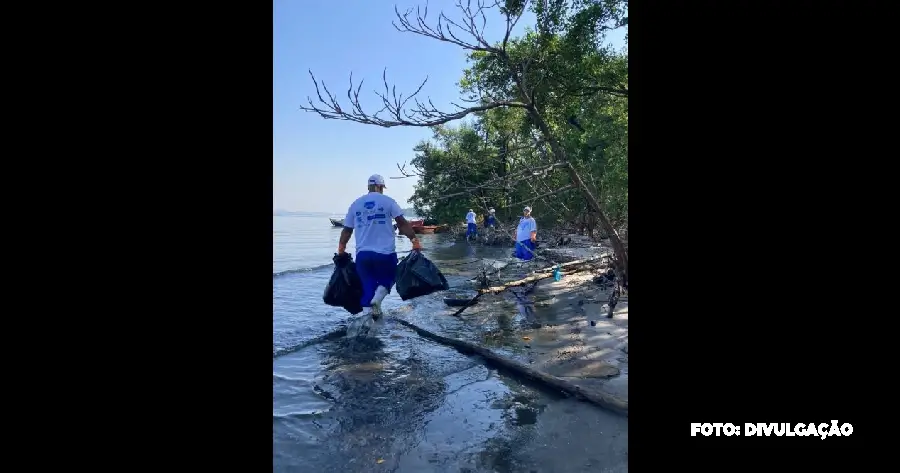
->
[489, 208, 495, 213]
[367, 174, 387, 187]
[468, 209, 474, 212]
[524, 206, 532, 212]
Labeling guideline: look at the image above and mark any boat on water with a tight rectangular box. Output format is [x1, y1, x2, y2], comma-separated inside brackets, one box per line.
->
[328, 218, 344, 227]
[413, 225, 443, 234]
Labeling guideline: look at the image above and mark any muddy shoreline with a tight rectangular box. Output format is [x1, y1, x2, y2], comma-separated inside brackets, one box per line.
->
[424, 245, 628, 407]
[310, 243, 630, 409]
[274, 239, 628, 472]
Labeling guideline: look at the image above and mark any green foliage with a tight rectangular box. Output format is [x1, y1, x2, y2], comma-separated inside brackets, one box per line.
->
[411, 0, 628, 231]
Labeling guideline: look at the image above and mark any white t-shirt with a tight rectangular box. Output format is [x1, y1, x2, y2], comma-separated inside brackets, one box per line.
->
[465, 211, 476, 224]
[516, 216, 537, 242]
[343, 192, 404, 254]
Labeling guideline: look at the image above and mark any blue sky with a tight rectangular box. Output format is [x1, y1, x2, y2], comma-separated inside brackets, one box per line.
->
[274, 0, 625, 213]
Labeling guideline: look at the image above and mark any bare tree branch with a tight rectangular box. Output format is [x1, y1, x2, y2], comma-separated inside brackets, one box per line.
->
[435, 161, 568, 200]
[300, 69, 529, 128]
[508, 184, 575, 208]
[299, 1, 535, 127]
[393, 1, 529, 55]
[391, 161, 424, 180]
[528, 168, 573, 214]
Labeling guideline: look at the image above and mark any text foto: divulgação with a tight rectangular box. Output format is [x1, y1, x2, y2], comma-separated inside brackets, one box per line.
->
[691, 422, 853, 439]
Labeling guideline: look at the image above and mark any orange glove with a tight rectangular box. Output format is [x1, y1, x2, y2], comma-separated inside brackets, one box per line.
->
[337, 243, 346, 254]
[411, 238, 423, 251]
[530, 231, 537, 243]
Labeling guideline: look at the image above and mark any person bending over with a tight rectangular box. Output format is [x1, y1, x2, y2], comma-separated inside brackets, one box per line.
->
[514, 206, 537, 261]
[484, 208, 497, 228]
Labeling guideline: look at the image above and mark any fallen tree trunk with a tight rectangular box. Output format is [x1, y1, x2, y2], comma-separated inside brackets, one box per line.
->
[526, 107, 628, 284]
[455, 260, 597, 316]
[565, 164, 629, 285]
[535, 258, 597, 273]
[470, 257, 599, 284]
[392, 317, 628, 416]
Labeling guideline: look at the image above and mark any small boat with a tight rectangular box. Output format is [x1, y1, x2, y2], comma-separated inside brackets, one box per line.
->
[328, 218, 344, 227]
[414, 225, 440, 234]
[408, 219, 425, 227]
[433, 224, 451, 234]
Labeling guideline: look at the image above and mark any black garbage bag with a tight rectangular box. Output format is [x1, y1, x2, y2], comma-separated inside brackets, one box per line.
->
[323, 252, 364, 315]
[395, 251, 450, 301]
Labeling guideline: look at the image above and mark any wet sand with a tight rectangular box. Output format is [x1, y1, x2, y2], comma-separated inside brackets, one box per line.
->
[429, 256, 629, 405]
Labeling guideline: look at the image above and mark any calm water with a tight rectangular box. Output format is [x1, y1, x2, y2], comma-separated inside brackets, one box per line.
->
[272, 214, 627, 472]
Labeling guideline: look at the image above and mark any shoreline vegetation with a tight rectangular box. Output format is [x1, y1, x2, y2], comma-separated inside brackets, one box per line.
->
[296, 0, 628, 414]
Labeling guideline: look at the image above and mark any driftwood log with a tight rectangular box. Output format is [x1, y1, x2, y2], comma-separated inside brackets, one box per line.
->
[471, 257, 599, 284]
[392, 317, 628, 417]
[477, 259, 597, 294]
[478, 265, 590, 294]
[533, 257, 599, 273]
[453, 259, 599, 317]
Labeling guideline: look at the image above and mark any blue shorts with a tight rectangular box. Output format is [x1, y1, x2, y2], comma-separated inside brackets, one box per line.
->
[514, 240, 535, 261]
[466, 223, 478, 236]
[355, 251, 399, 307]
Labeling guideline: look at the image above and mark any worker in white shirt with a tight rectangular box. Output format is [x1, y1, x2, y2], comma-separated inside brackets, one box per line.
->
[465, 208, 478, 239]
[513, 206, 537, 261]
[338, 174, 422, 322]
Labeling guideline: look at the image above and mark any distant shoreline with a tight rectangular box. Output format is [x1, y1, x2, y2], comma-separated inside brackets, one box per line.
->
[274, 207, 417, 218]
[273, 210, 332, 217]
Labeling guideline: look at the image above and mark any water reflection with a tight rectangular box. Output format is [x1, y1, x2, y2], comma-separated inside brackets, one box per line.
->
[473, 381, 549, 473]
[275, 329, 449, 472]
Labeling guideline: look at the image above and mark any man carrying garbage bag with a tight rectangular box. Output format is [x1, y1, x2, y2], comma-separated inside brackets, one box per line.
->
[514, 206, 538, 261]
[337, 174, 422, 323]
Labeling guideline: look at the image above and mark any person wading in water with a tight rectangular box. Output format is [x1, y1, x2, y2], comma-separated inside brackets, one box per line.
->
[337, 174, 421, 334]
[465, 208, 478, 240]
[514, 206, 537, 261]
